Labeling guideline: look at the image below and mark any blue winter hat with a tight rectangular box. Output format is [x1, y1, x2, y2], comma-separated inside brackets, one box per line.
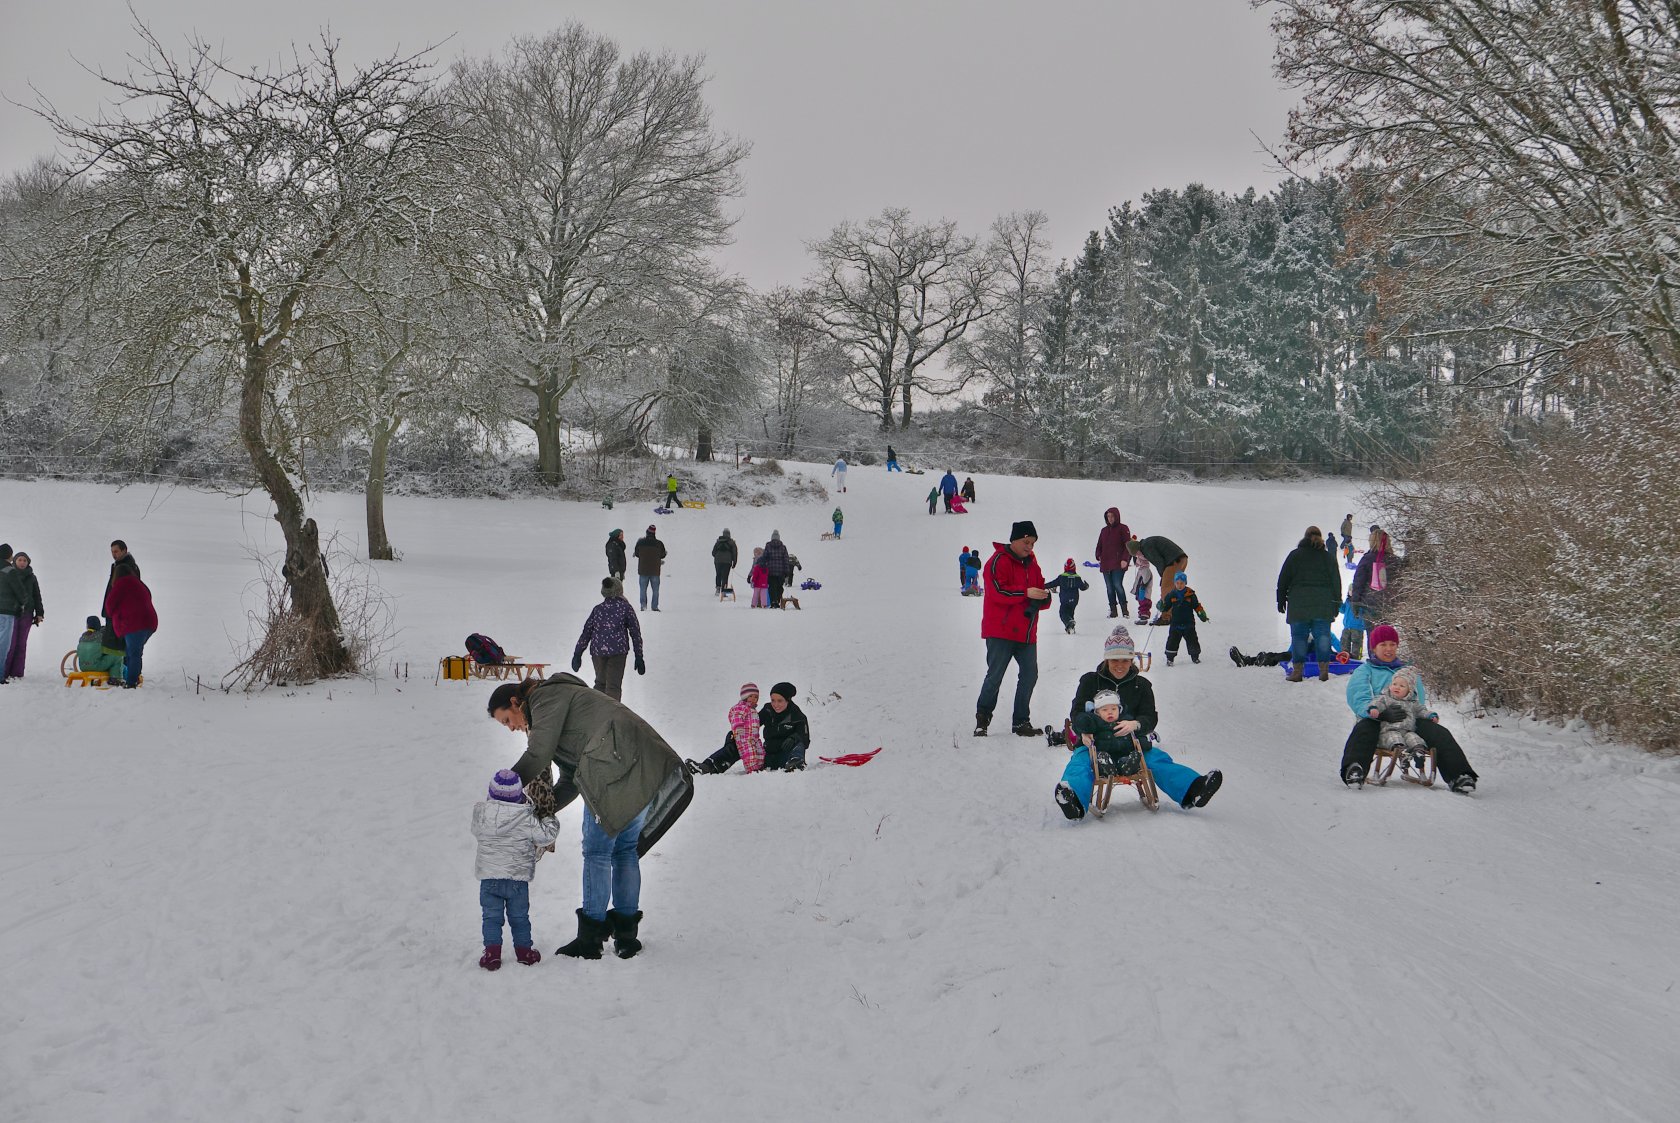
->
[1173, 571, 1187, 584]
[488, 769, 526, 804]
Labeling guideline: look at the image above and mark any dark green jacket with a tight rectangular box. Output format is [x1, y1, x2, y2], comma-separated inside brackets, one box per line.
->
[1276, 538, 1343, 623]
[0, 565, 27, 616]
[510, 673, 693, 853]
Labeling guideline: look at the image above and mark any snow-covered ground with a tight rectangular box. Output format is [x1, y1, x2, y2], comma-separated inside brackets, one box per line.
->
[2, 468, 1677, 1123]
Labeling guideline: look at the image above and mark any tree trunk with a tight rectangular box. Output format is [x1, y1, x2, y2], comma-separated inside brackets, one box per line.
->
[696, 425, 713, 462]
[900, 377, 915, 427]
[533, 374, 565, 487]
[366, 420, 396, 561]
[239, 348, 354, 678]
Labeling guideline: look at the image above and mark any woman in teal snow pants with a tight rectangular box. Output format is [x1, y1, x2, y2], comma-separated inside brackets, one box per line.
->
[1055, 624, 1223, 817]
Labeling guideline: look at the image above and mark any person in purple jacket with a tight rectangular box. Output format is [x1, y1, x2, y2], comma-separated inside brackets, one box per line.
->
[570, 577, 646, 701]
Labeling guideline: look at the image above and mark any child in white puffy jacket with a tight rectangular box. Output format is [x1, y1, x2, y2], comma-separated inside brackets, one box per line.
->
[473, 769, 561, 971]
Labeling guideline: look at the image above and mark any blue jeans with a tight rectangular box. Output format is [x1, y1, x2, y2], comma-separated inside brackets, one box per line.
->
[123, 629, 155, 686]
[976, 637, 1038, 725]
[1102, 569, 1127, 609]
[1289, 618, 1333, 665]
[0, 614, 14, 681]
[638, 574, 661, 611]
[1061, 745, 1199, 810]
[581, 803, 647, 921]
[480, 878, 532, 946]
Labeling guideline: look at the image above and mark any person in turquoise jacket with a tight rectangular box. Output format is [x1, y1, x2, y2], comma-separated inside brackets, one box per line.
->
[75, 615, 125, 679]
[1338, 624, 1479, 793]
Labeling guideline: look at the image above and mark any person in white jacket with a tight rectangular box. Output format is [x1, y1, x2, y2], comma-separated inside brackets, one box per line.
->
[473, 769, 561, 971]
[831, 456, 848, 493]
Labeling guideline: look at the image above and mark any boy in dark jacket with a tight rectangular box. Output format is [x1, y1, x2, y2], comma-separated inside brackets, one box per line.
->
[760, 682, 811, 771]
[1044, 558, 1090, 635]
[1155, 571, 1209, 666]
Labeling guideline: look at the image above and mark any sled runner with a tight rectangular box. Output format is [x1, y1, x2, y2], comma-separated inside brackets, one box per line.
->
[1369, 745, 1437, 788]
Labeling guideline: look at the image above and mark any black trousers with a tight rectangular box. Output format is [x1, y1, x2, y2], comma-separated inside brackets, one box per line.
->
[1339, 717, 1477, 785]
[713, 561, 731, 591]
[1059, 602, 1076, 630]
[703, 731, 741, 771]
[769, 576, 785, 607]
[1165, 621, 1201, 661]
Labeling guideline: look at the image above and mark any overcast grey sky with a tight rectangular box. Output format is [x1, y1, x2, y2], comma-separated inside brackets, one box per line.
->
[0, 0, 1297, 289]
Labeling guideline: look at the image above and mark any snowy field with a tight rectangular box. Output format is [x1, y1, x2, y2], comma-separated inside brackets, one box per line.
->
[2, 467, 1677, 1123]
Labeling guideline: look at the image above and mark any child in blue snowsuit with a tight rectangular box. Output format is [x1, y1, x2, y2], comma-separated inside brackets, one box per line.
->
[1054, 625, 1222, 817]
[960, 548, 982, 595]
[1155, 571, 1209, 665]
[1044, 558, 1090, 634]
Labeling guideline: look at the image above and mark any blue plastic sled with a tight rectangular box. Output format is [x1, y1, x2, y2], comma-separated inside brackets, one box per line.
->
[1082, 561, 1101, 568]
[1282, 659, 1360, 677]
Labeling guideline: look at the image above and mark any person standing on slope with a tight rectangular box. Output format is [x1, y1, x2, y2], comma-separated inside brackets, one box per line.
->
[831, 456, 848, 493]
[710, 529, 738, 595]
[940, 470, 959, 513]
[1277, 525, 1343, 682]
[974, 520, 1051, 737]
[633, 525, 667, 612]
[1129, 534, 1188, 604]
[1094, 507, 1132, 619]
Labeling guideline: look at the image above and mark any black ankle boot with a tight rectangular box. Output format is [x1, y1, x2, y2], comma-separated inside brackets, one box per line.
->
[556, 909, 610, 959]
[607, 909, 644, 959]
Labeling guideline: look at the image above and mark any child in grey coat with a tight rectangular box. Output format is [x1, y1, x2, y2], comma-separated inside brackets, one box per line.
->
[1367, 667, 1437, 752]
[473, 769, 561, 970]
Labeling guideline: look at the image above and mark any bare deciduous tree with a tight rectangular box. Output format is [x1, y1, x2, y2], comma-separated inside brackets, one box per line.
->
[1262, 0, 1680, 387]
[23, 26, 453, 679]
[450, 24, 749, 484]
[808, 208, 995, 429]
[956, 210, 1052, 423]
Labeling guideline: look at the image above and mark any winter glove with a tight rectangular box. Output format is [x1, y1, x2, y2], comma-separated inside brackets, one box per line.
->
[634, 656, 646, 675]
[570, 652, 584, 672]
[1197, 608, 1210, 622]
[1380, 704, 1408, 723]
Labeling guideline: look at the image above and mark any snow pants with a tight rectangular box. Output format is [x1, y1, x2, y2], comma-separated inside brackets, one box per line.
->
[1339, 717, 1477, 786]
[1061, 744, 1200, 811]
[1059, 602, 1077, 631]
[1166, 621, 1201, 662]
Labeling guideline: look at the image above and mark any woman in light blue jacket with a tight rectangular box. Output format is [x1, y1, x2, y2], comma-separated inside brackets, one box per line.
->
[1338, 624, 1479, 793]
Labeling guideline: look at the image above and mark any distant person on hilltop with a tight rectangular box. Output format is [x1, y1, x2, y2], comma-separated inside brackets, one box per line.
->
[710, 529, 738, 595]
[961, 477, 976, 504]
[633, 525, 667, 612]
[885, 444, 901, 472]
[831, 456, 848, 493]
[940, 470, 959, 513]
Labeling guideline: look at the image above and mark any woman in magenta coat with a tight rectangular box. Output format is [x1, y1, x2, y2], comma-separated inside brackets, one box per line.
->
[104, 562, 157, 688]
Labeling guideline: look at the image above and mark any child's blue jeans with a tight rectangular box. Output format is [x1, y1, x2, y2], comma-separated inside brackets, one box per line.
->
[480, 878, 531, 946]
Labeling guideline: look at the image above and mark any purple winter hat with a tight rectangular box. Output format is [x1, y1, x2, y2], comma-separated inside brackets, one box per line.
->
[488, 769, 527, 803]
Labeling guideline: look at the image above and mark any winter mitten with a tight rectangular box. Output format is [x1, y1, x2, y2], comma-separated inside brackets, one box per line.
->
[479, 945, 503, 971]
[514, 946, 541, 966]
[634, 656, 646, 675]
[570, 652, 583, 672]
[1381, 704, 1408, 723]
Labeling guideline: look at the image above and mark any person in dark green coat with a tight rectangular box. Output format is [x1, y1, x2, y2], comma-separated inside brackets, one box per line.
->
[488, 674, 693, 960]
[1276, 525, 1343, 681]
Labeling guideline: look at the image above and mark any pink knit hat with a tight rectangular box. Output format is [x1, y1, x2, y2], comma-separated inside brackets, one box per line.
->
[740, 682, 760, 699]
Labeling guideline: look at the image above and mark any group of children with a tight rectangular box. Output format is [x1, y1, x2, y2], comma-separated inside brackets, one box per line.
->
[1002, 547, 1210, 667]
[957, 547, 982, 596]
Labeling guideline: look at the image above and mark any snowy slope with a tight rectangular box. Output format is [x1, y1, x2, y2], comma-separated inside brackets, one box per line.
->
[1, 471, 1677, 1123]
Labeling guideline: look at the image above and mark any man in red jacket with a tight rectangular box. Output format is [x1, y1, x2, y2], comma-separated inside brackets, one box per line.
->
[975, 521, 1051, 737]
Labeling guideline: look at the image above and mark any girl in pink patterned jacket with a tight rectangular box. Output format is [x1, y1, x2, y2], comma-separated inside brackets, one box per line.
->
[685, 683, 766, 775]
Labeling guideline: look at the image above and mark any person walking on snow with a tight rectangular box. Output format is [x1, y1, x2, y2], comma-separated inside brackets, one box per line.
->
[710, 530, 738, 595]
[472, 769, 562, 971]
[974, 520, 1051, 737]
[1156, 571, 1209, 666]
[1054, 624, 1223, 818]
[748, 548, 770, 608]
[832, 456, 848, 493]
[761, 531, 794, 607]
[831, 507, 844, 538]
[1045, 558, 1090, 635]
[664, 474, 682, 510]
[605, 529, 627, 583]
[570, 577, 646, 701]
[940, 470, 960, 513]
[633, 525, 667, 612]
[926, 485, 941, 515]
[885, 445, 901, 472]
[1094, 507, 1133, 618]
[1277, 525, 1343, 682]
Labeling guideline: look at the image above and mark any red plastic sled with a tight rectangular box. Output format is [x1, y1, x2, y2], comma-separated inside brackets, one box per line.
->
[818, 748, 883, 767]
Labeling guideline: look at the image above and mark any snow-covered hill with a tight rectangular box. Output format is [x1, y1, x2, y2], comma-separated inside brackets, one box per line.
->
[2, 470, 1676, 1122]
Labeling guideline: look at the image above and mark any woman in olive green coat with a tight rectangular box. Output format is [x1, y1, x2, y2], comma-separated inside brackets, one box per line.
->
[488, 674, 693, 959]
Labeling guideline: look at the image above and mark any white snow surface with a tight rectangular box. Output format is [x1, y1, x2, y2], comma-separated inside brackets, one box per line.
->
[2, 470, 1677, 1123]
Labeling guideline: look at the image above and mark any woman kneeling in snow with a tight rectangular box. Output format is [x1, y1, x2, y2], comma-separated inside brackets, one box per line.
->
[1054, 625, 1223, 819]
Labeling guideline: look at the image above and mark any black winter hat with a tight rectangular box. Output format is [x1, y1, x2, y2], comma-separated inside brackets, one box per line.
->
[86, 615, 101, 630]
[1010, 520, 1038, 541]
[769, 681, 797, 701]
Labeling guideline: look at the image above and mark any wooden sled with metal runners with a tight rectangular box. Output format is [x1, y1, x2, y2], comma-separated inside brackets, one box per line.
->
[1057, 719, 1160, 815]
[1369, 743, 1437, 787]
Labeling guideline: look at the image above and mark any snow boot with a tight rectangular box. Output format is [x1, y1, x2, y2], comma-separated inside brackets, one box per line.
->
[608, 909, 644, 959]
[1054, 782, 1086, 821]
[1318, 665, 1330, 681]
[974, 712, 990, 737]
[478, 944, 503, 971]
[1011, 721, 1039, 737]
[1109, 605, 1119, 619]
[1450, 774, 1477, 795]
[684, 758, 705, 775]
[1287, 664, 1304, 683]
[1182, 769, 1223, 809]
[556, 909, 610, 959]
[514, 946, 541, 966]
[1229, 645, 1244, 667]
[1343, 762, 1365, 788]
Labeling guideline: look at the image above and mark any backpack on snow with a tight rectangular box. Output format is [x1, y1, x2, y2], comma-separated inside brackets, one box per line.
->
[464, 633, 507, 665]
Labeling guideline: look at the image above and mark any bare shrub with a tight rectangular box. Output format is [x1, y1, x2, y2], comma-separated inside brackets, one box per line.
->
[743, 458, 785, 477]
[224, 537, 396, 691]
[1374, 393, 1680, 749]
